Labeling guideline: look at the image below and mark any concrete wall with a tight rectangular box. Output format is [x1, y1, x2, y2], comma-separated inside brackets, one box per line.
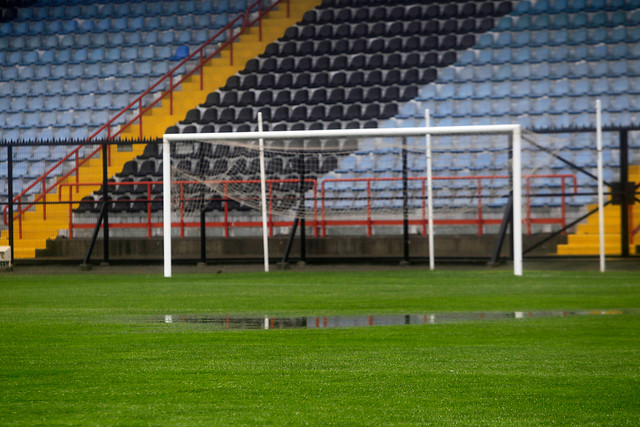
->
[37, 233, 565, 262]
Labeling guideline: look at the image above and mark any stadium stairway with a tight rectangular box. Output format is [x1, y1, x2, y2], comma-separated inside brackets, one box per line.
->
[118, 0, 322, 140]
[2, 0, 322, 259]
[557, 165, 640, 255]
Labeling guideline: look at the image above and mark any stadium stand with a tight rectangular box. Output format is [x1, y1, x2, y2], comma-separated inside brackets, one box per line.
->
[1, 0, 640, 258]
[0, 0, 322, 258]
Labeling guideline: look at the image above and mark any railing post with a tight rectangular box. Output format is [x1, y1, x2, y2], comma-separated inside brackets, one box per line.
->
[180, 183, 185, 238]
[139, 99, 143, 139]
[42, 180, 46, 220]
[367, 181, 372, 236]
[18, 195, 22, 239]
[421, 179, 427, 236]
[102, 141, 110, 265]
[619, 130, 630, 257]
[526, 176, 531, 235]
[321, 183, 326, 237]
[561, 178, 567, 231]
[229, 26, 234, 66]
[68, 186, 74, 239]
[169, 74, 174, 115]
[75, 150, 79, 193]
[477, 178, 483, 236]
[147, 183, 152, 238]
[199, 50, 204, 90]
[7, 145, 14, 262]
[286, 0, 290, 18]
[268, 182, 274, 237]
[258, 0, 263, 41]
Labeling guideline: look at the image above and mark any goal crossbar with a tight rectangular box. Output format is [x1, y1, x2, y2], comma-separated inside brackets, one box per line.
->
[162, 124, 523, 277]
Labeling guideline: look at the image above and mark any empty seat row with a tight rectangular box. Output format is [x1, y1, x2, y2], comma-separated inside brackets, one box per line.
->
[202, 85, 419, 111]
[260, 52, 434, 76]
[2, 109, 122, 128]
[408, 94, 640, 120]
[227, 67, 437, 92]
[171, 118, 382, 134]
[462, 45, 640, 68]
[467, 42, 640, 68]
[502, 9, 639, 31]
[263, 35, 474, 62]
[512, 0, 640, 15]
[1, 60, 171, 84]
[306, 1, 512, 25]
[0, 42, 199, 67]
[244, 51, 452, 77]
[282, 18, 492, 43]
[420, 78, 640, 102]
[282, 19, 484, 44]
[478, 26, 639, 50]
[2, 9, 232, 37]
[258, 39, 458, 62]
[2, 78, 152, 103]
[442, 61, 640, 83]
[2, 61, 164, 84]
[15, 0, 234, 23]
[0, 127, 96, 142]
[1, 28, 221, 54]
[182, 102, 400, 126]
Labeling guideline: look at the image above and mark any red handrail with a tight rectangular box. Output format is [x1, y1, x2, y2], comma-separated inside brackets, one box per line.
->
[57, 174, 577, 240]
[60, 176, 318, 239]
[4, 0, 289, 227]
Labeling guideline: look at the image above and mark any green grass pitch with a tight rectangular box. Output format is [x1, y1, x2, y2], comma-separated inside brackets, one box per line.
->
[1, 269, 639, 425]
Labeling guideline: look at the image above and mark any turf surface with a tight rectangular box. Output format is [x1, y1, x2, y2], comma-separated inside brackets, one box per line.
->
[1, 269, 639, 425]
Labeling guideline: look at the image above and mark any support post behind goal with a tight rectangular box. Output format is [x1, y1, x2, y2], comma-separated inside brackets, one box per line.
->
[596, 99, 605, 272]
[258, 112, 270, 272]
[163, 137, 171, 278]
[424, 110, 434, 271]
[511, 126, 523, 276]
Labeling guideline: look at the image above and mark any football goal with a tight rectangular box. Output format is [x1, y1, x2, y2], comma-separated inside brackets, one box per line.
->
[162, 118, 524, 277]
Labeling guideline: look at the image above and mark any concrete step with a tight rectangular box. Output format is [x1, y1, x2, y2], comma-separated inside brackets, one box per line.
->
[576, 223, 627, 234]
[567, 234, 622, 246]
[556, 244, 626, 255]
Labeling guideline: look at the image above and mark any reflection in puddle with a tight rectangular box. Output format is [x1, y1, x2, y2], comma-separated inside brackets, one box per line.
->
[159, 309, 624, 330]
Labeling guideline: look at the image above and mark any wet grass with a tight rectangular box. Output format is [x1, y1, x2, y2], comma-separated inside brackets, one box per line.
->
[1, 269, 639, 425]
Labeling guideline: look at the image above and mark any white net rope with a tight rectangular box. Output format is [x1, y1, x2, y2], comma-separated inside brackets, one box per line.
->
[168, 129, 601, 236]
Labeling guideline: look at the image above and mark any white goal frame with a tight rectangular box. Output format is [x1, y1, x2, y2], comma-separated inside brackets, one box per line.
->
[162, 124, 523, 277]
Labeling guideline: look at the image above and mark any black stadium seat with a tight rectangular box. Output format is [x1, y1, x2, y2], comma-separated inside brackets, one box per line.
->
[181, 109, 200, 124]
[97, 0, 514, 215]
[198, 108, 218, 124]
[276, 73, 293, 89]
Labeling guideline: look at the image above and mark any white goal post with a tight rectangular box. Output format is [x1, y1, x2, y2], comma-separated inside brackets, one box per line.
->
[162, 123, 523, 278]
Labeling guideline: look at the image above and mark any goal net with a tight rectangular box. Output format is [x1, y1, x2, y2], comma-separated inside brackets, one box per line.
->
[163, 123, 525, 277]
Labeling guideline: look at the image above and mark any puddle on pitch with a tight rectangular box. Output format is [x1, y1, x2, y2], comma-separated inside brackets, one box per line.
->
[157, 309, 625, 330]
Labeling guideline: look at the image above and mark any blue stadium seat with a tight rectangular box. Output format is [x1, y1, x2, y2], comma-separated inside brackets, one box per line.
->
[27, 95, 45, 111]
[14, 146, 32, 161]
[57, 111, 74, 128]
[213, 14, 229, 28]
[215, 0, 231, 13]
[29, 162, 46, 179]
[170, 46, 190, 61]
[72, 128, 89, 140]
[44, 95, 62, 111]
[55, 128, 71, 141]
[13, 163, 29, 178]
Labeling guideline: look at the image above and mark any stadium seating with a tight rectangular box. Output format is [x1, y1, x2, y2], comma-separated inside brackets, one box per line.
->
[2, 0, 640, 252]
[69, 0, 639, 220]
[0, 0, 246, 144]
[0, 0, 256, 210]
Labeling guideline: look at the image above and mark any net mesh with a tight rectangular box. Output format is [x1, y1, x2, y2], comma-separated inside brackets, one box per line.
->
[168, 128, 602, 237]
